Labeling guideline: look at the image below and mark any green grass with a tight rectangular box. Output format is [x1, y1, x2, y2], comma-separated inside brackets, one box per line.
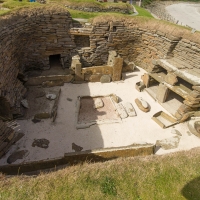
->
[135, 5, 153, 18]
[0, 0, 152, 18]
[1, 148, 200, 199]
[0, 0, 40, 15]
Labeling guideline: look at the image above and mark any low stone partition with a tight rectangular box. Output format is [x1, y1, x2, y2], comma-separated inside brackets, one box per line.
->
[0, 144, 155, 175]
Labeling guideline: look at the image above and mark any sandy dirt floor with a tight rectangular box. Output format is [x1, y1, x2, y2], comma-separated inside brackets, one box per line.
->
[1, 67, 200, 165]
[166, 3, 200, 30]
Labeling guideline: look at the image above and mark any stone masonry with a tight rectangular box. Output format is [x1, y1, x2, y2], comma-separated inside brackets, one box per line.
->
[0, 6, 200, 121]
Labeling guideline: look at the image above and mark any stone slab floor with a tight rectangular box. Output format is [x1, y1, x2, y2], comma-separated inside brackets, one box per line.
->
[1, 67, 200, 165]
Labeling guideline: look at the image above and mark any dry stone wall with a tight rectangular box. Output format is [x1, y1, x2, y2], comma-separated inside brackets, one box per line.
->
[1, 6, 200, 121]
[0, 6, 74, 119]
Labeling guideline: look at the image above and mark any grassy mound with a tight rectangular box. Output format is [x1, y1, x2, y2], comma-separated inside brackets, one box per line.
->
[1, 148, 200, 199]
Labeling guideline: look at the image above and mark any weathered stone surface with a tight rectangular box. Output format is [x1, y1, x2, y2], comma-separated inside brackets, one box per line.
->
[190, 91, 200, 98]
[156, 136, 181, 150]
[21, 99, 29, 109]
[135, 81, 145, 92]
[7, 150, 29, 164]
[135, 98, 150, 112]
[193, 86, 200, 92]
[156, 83, 169, 103]
[141, 73, 150, 87]
[100, 75, 111, 83]
[32, 138, 50, 149]
[112, 57, 123, 82]
[164, 73, 178, 85]
[177, 104, 195, 115]
[42, 80, 64, 87]
[94, 98, 104, 109]
[84, 74, 101, 82]
[116, 103, 128, 119]
[107, 51, 117, 66]
[123, 102, 136, 117]
[110, 94, 119, 103]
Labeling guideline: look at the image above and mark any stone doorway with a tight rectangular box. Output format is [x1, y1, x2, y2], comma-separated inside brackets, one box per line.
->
[49, 54, 62, 68]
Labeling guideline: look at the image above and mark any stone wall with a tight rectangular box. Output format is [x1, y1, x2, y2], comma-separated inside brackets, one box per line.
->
[0, 6, 74, 119]
[1, 6, 200, 121]
[77, 20, 200, 71]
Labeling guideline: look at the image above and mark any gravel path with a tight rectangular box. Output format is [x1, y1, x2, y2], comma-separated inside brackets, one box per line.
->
[166, 3, 200, 30]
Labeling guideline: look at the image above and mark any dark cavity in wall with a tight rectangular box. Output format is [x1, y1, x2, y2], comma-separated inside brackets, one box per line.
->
[0, 97, 12, 121]
[49, 54, 62, 68]
[74, 35, 90, 48]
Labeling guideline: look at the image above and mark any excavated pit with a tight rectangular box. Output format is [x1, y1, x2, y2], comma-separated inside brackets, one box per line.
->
[1, 6, 200, 174]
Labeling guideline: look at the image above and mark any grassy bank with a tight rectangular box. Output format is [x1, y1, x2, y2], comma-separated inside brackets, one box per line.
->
[0, 0, 152, 18]
[1, 148, 200, 199]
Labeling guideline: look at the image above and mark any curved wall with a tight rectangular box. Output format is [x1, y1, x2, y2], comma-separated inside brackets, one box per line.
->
[0, 6, 74, 117]
[1, 7, 200, 120]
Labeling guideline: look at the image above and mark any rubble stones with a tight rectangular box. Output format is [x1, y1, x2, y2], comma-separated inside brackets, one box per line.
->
[32, 138, 50, 149]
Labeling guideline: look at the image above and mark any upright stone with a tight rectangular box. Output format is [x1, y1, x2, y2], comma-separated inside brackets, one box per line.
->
[112, 57, 123, 81]
[141, 73, 150, 88]
[156, 83, 169, 103]
[75, 63, 84, 81]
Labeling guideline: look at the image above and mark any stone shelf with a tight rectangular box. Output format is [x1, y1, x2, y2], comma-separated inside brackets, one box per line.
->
[149, 72, 192, 99]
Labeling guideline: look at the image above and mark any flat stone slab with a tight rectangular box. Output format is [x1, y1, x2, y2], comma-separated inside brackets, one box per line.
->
[116, 103, 128, 119]
[123, 102, 136, 117]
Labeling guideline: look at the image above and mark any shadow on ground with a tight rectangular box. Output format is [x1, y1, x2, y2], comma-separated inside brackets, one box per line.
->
[182, 176, 200, 200]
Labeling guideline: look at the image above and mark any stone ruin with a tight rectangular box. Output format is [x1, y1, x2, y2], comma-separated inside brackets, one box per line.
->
[0, 6, 200, 172]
